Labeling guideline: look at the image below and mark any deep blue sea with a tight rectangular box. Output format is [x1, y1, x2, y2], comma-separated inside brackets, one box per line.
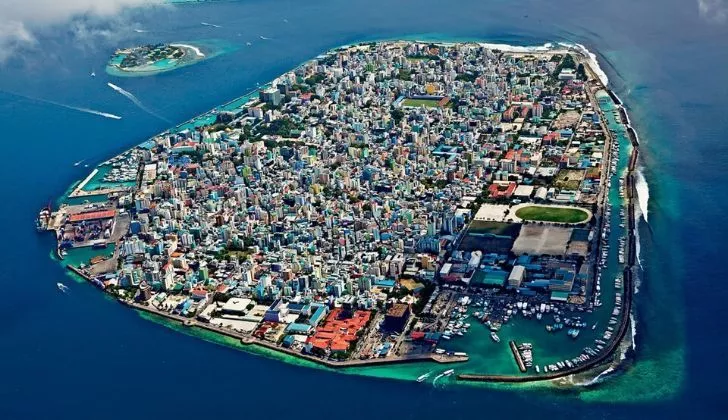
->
[1, 0, 727, 418]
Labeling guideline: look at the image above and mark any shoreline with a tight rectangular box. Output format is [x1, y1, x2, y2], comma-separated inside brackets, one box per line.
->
[456, 77, 640, 383]
[65, 264, 468, 369]
[54, 40, 640, 387]
[105, 40, 231, 78]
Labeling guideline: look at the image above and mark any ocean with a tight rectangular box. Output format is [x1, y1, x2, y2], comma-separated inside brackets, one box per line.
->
[1, 0, 727, 417]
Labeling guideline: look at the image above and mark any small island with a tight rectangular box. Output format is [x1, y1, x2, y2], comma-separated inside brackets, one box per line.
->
[46, 41, 640, 387]
[106, 42, 208, 77]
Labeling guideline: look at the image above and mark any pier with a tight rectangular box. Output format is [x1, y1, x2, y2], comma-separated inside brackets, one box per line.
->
[509, 341, 527, 373]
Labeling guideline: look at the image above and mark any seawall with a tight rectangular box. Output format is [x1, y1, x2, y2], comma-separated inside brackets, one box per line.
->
[65, 264, 467, 370]
[457, 80, 640, 383]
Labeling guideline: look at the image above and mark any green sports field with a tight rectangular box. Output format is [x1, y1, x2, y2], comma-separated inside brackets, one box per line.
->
[402, 98, 440, 108]
[515, 206, 590, 223]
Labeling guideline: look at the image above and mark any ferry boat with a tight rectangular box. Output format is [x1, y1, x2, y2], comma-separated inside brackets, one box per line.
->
[36, 205, 52, 232]
[490, 332, 501, 343]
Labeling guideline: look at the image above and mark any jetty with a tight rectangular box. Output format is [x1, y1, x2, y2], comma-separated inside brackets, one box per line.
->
[509, 341, 527, 373]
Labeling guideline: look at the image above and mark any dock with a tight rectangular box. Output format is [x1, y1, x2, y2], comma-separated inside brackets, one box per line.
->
[457, 85, 639, 384]
[509, 341, 527, 373]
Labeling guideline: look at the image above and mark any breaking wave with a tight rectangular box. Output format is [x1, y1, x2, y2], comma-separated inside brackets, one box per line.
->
[635, 167, 650, 222]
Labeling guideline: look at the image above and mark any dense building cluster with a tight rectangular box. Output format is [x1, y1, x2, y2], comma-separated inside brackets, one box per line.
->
[83, 42, 612, 359]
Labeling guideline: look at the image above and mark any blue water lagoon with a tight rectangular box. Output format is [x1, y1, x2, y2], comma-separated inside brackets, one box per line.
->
[1, 0, 726, 418]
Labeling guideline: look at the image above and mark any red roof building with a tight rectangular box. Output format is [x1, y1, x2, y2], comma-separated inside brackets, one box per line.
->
[68, 209, 116, 223]
[488, 182, 517, 199]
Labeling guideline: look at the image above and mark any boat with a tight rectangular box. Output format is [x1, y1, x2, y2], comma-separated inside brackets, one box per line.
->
[443, 369, 455, 376]
[57, 282, 69, 293]
[91, 71, 95, 77]
[490, 332, 501, 343]
[416, 372, 432, 383]
[36, 205, 52, 232]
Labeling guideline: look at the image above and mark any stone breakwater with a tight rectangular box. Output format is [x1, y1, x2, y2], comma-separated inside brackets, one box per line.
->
[457, 84, 641, 384]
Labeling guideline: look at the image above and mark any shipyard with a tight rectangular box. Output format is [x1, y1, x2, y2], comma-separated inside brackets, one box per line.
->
[41, 41, 638, 384]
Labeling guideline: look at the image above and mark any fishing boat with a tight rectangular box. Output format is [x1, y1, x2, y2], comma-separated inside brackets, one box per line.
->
[490, 332, 501, 343]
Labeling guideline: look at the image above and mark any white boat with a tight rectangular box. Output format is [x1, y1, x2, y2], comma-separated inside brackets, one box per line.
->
[443, 369, 455, 376]
[57, 282, 69, 293]
[490, 332, 501, 343]
[91, 71, 95, 77]
[417, 372, 432, 383]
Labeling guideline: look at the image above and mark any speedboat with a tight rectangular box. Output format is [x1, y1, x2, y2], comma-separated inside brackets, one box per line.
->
[490, 332, 501, 343]
[443, 369, 455, 376]
[417, 372, 432, 383]
[57, 283, 69, 293]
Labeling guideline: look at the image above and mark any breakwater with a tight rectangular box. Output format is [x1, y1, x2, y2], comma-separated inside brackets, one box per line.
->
[457, 85, 640, 384]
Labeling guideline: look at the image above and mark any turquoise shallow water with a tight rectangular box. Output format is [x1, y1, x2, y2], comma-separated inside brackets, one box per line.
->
[106, 39, 238, 77]
[0, 0, 725, 417]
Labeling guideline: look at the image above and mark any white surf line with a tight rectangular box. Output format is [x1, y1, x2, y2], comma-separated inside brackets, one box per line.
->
[170, 43, 205, 57]
[107, 82, 171, 123]
[635, 167, 650, 222]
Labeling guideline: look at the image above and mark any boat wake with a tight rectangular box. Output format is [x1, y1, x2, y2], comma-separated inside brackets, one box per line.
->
[107, 82, 170, 123]
[201, 22, 222, 28]
[72, 105, 122, 120]
[1, 89, 122, 120]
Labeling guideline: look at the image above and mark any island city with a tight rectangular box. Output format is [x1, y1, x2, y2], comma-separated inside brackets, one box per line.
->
[40, 41, 639, 384]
